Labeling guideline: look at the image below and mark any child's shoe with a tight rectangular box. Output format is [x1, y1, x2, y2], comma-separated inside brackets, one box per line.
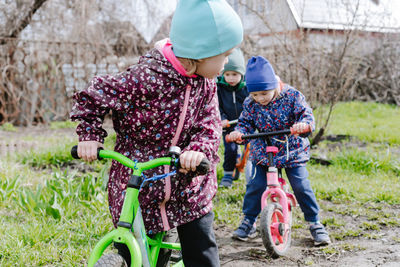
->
[232, 218, 257, 241]
[219, 174, 233, 188]
[309, 223, 331, 246]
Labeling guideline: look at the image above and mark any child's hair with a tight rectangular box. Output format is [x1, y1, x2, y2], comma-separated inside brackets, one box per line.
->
[177, 57, 201, 76]
[250, 76, 282, 102]
[273, 86, 282, 99]
[250, 87, 281, 102]
[274, 75, 282, 98]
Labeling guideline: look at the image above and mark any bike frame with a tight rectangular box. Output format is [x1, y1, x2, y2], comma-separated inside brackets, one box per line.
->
[260, 149, 297, 241]
[227, 126, 311, 254]
[242, 131, 297, 229]
[86, 149, 184, 267]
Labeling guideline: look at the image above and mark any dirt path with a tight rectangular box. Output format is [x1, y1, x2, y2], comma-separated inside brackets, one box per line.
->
[214, 136, 400, 266]
[215, 200, 400, 266]
[217, 232, 400, 266]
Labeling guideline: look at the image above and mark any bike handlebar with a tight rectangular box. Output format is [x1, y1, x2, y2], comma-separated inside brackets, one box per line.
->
[225, 119, 238, 128]
[225, 124, 311, 143]
[70, 145, 210, 176]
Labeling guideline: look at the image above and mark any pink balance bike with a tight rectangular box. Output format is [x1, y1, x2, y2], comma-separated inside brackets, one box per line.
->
[226, 126, 311, 257]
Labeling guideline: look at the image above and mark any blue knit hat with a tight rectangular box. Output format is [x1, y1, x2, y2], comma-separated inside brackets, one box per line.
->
[170, 0, 243, 60]
[245, 56, 278, 92]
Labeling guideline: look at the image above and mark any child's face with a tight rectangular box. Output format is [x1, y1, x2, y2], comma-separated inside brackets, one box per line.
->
[250, 90, 276, 106]
[196, 48, 234, 79]
[223, 71, 242, 86]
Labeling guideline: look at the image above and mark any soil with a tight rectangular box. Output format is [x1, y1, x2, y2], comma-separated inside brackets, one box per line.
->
[2, 127, 400, 267]
[215, 200, 400, 267]
[216, 135, 400, 267]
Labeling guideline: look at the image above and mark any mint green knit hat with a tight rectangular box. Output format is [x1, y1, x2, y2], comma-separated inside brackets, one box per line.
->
[170, 0, 243, 60]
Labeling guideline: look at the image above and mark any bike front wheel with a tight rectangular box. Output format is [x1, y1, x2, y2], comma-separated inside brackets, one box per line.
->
[94, 253, 127, 267]
[260, 203, 291, 258]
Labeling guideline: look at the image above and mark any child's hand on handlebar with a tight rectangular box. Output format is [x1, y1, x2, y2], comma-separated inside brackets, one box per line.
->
[291, 122, 311, 136]
[78, 141, 104, 162]
[179, 150, 206, 174]
[227, 131, 244, 143]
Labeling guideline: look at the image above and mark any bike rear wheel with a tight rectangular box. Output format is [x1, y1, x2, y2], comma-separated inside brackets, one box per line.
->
[260, 203, 291, 258]
[94, 253, 127, 267]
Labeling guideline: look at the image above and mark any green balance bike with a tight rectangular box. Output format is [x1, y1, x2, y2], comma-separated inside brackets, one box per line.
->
[71, 145, 210, 267]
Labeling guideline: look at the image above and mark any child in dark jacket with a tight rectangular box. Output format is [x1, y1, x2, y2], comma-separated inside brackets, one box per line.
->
[228, 56, 331, 246]
[70, 0, 243, 266]
[217, 48, 249, 187]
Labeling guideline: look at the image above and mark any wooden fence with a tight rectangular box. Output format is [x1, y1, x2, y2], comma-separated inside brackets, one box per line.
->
[0, 38, 138, 126]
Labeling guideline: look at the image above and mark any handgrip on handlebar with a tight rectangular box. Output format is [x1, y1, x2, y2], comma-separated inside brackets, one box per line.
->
[177, 158, 211, 176]
[225, 133, 242, 143]
[289, 124, 312, 136]
[71, 145, 103, 160]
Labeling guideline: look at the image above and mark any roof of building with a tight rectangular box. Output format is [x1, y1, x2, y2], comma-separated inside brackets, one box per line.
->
[287, 0, 400, 32]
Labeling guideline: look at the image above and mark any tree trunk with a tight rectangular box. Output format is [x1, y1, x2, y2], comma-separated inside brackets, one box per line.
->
[311, 127, 325, 147]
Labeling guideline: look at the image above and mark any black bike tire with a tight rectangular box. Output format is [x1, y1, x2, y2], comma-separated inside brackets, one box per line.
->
[156, 228, 181, 267]
[94, 253, 127, 267]
[260, 203, 291, 258]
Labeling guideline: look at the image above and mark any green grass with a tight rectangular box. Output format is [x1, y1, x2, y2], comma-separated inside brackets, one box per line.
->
[1, 101, 400, 265]
[0, 129, 116, 266]
[330, 147, 399, 175]
[0, 159, 112, 266]
[0, 205, 111, 266]
[315, 101, 400, 144]
[310, 163, 400, 204]
[0, 122, 17, 132]
[19, 141, 76, 168]
[214, 179, 246, 226]
[49, 120, 78, 129]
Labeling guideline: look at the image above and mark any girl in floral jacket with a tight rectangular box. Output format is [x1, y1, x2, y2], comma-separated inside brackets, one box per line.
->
[70, 1, 243, 266]
[228, 56, 331, 246]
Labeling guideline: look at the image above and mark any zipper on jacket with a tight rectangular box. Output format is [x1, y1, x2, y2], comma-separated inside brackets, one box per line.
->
[233, 91, 239, 118]
[160, 84, 192, 231]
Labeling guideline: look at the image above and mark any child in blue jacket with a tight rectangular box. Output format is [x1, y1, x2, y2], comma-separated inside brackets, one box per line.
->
[228, 56, 331, 246]
[217, 48, 249, 187]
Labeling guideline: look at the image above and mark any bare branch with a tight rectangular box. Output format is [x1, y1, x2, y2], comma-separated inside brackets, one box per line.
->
[0, 0, 48, 45]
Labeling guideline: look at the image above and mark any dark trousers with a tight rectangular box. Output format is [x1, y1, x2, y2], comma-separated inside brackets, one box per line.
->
[243, 163, 320, 223]
[177, 211, 220, 267]
[222, 132, 238, 172]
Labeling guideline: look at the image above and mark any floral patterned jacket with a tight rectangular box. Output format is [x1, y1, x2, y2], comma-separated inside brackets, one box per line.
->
[235, 85, 315, 168]
[70, 47, 221, 234]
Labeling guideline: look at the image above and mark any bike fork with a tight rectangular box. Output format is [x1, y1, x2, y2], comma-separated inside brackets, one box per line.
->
[261, 167, 290, 223]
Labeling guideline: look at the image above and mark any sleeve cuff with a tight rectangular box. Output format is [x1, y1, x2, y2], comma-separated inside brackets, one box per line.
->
[78, 134, 104, 143]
